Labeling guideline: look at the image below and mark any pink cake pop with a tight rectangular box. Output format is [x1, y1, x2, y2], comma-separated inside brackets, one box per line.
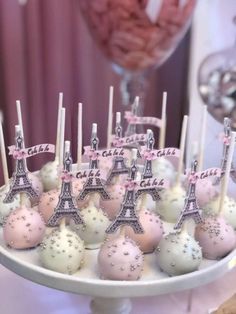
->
[195, 215, 236, 260]
[100, 183, 125, 220]
[38, 188, 60, 223]
[195, 178, 219, 207]
[98, 234, 144, 280]
[125, 208, 163, 253]
[195, 131, 236, 260]
[3, 205, 46, 249]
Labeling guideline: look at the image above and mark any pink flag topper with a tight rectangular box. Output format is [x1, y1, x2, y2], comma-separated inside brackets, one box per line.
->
[83, 146, 100, 160]
[186, 167, 222, 182]
[140, 147, 180, 159]
[135, 177, 169, 190]
[61, 170, 73, 183]
[112, 133, 147, 148]
[74, 168, 107, 181]
[125, 111, 162, 128]
[8, 143, 55, 159]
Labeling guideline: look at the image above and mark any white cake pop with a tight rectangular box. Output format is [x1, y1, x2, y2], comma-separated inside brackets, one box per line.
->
[0, 185, 20, 224]
[125, 208, 163, 253]
[38, 189, 60, 224]
[156, 230, 202, 276]
[203, 196, 236, 229]
[156, 184, 186, 223]
[98, 234, 144, 280]
[28, 172, 43, 202]
[39, 224, 85, 274]
[195, 215, 236, 260]
[39, 160, 59, 191]
[70, 198, 110, 249]
[152, 157, 176, 183]
[3, 204, 46, 249]
[100, 183, 125, 220]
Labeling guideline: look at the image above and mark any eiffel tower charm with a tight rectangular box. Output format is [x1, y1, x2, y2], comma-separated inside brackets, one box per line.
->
[4, 129, 38, 203]
[106, 154, 144, 234]
[106, 113, 129, 184]
[79, 124, 110, 201]
[48, 150, 84, 227]
[135, 130, 161, 201]
[174, 160, 203, 230]
[215, 118, 236, 184]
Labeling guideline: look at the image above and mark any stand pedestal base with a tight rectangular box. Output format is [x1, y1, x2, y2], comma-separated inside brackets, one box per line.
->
[90, 297, 132, 314]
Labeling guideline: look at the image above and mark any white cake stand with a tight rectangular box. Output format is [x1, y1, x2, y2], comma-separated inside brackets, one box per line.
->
[1, 229, 236, 314]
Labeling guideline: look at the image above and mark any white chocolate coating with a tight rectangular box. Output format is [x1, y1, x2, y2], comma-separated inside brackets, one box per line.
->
[70, 202, 110, 249]
[0, 185, 20, 224]
[28, 172, 44, 204]
[195, 215, 236, 260]
[98, 235, 144, 280]
[156, 184, 186, 223]
[152, 158, 176, 184]
[39, 225, 85, 274]
[124, 209, 163, 253]
[204, 196, 236, 229]
[3, 205, 46, 249]
[156, 231, 202, 276]
[39, 160, 59, 191]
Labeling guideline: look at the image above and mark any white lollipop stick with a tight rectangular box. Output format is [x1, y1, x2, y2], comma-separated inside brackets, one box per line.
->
[218, 131, 236, 214]
[77, 103, 83, 170]
[55, 93, 63, 162]
[59, 108, 66, 169]
[107, 86, 114, 148]
[158, 91, 167, 149]
[16, 100, 25, 148]
[176, 115, 188, 185]
[198, 105, 207, 172]
[0, 114, 9, 185]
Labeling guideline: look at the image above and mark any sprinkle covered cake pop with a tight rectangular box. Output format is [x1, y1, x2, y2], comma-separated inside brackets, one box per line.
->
[38, 189, 60, 224]
[39, 224, 84, 274]
[195, 131, 236, 260]
[156, 230, 202, 276]
[70, 197, 110, 249]
[98, 149, 144, 280]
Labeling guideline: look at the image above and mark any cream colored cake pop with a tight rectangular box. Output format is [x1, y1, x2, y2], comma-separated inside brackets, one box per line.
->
[70, 196, 110, 249]
[152, 157, 176, 184]
[39, 222, 85, 274]
[156, 229, 202, 276]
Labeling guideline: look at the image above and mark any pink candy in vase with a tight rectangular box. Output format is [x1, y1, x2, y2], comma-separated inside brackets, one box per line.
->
[79, 0, 197, 71]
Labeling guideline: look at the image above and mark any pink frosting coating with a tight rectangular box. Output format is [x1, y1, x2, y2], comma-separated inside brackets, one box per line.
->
[98, 235, 144, 280]
[72, 179, 91, 208]
[100, 184, 125, 220]
[3, 205, 46, 249]
[195, 216, 236, 260]
[124, 209, 163, 253]
[195, 178, 219, 207]
[38, 189, 60, 223]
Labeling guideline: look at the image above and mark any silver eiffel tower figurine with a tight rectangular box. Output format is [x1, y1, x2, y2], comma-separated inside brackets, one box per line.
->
[48, 144, 84, 227]
[106, 150, 144, 234]
[174, 160, 203, 230]
[215, 117, 236, 184]
[135, 130, 160, 201]
[79, 124, 110, 201]
[4, 127, 38, 203]
[106, 112, 129, 184]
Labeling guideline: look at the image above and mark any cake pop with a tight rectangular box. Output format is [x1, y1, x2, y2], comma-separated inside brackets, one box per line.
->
[98, 149, 144, 280]
[204, 196, 236, 229]
[152, 157, 176, 183]
[40, 93, 63, 191]
[3, 203, 46, 249]
[70, 196, 110, 249]
[156, 115, 188, 223]
[156, 230, 202, 276]
[195, 131, 236, 259]
[38, 188, 60, 223]
[39, 223, 84, 274]
[125, 208, 163, 253]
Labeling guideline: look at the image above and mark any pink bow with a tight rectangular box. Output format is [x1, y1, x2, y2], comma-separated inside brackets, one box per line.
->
[12, 149, 26, 160]
[84, 147, 100, 160]
[124, 180, 137, 191]
[112, 137, 124, 148]
[61, 170, 73, 182]
[188, 174, 197, 184]
[218, 132, 230, 145]
[143, 150, 156, 161]
[124, 111, 138, 124]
